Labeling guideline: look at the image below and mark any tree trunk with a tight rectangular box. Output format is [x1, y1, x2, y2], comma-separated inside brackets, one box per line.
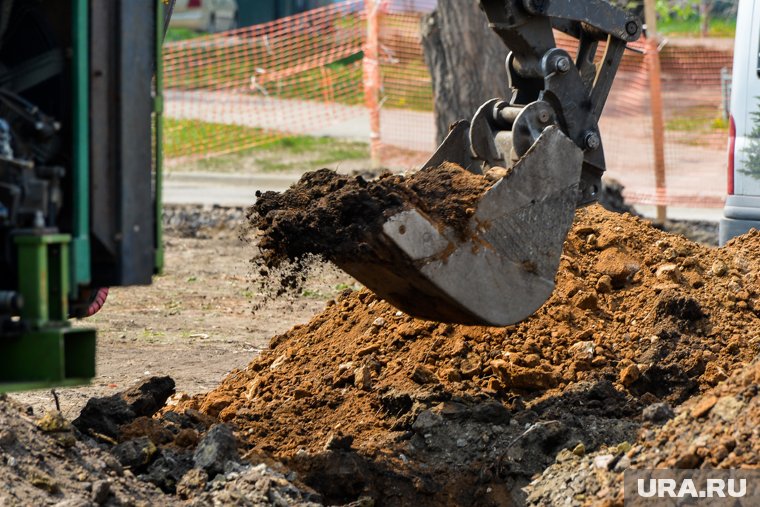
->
[699, 0, 711, 37]
[421, 0, 511, 144]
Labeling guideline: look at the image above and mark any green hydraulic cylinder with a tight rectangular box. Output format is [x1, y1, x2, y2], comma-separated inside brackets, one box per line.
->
[155, 0, 165, 274]
[70, 0, 91, 293]
[15, 234, 71, 325]
[1, 234, 96, 392]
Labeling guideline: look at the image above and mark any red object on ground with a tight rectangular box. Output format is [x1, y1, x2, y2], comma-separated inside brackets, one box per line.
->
[728, 114, 736, 195]
[86, 287, 109, 317]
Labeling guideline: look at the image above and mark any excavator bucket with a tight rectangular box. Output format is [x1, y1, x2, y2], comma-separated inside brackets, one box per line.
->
[335, 126, 583, 326]
[253, 1, 639, 327]
[328, 0, 643, 326]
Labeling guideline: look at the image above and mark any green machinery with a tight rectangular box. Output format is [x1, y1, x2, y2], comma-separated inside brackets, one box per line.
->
[0, 0, 171, 391]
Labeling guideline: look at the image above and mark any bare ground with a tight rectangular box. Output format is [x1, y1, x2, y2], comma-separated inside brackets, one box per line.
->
[11, 227, 354, 420]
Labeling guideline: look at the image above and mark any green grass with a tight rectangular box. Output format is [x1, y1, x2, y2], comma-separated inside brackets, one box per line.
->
[164, 27, 204, 43]
[301, 289, 326, 299]
[164, 118, 265, 159]
[665, 108, 729, 147]
[658, 17, 736, 38]
[164, 118, 369, 172]
[381, 61, 434, 112]
[164, 31, 365, 91]
[334, 282, 360, 291]
[665, 108, 729, 133]
[251, 136, 369, 172]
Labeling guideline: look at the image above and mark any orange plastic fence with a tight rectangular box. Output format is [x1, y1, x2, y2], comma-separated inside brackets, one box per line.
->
[163, 1, 368, 159]
[164, 0, 733, 208]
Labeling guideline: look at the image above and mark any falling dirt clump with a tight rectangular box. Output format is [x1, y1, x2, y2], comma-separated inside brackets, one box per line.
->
[250, 163, 491, 269]
[178, 206, 760, 505]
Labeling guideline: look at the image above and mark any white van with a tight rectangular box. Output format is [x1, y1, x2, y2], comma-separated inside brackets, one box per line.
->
[720, 0, 760, 244]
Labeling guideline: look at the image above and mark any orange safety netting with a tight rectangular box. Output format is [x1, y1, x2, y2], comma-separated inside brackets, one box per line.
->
[164, 0, 733, 208]
[163, 1, 368, 160]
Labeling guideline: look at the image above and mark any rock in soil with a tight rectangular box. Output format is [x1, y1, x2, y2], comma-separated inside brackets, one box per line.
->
[193, 424, 239, 477]
[112, 436, 158, 471]
[171, 205, 760, 505]
[1, 381, 324, 506]
[73, 376, 175, 439]
[185, 463, 322, 506]
[142, 448, 194, 494]
[641, 402, 675, 423]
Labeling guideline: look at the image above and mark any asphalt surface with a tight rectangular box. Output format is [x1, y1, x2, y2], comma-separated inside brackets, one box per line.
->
[163, 172, 297, 207]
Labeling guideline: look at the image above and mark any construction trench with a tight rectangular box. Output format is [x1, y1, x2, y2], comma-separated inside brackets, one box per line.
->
[1, 164, 760, 506]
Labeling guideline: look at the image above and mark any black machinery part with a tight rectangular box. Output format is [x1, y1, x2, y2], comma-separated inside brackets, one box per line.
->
[468, 0, 642, 205]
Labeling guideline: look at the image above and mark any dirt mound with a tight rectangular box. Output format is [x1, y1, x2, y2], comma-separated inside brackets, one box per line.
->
[525, 358, 760, 506]
[173, 205, 760, 505]
[631, 360, 759, 469]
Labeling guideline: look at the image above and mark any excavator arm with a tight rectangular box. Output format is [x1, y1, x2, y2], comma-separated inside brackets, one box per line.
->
[426, 0, 641, 205]
[334, 0, 642, 326]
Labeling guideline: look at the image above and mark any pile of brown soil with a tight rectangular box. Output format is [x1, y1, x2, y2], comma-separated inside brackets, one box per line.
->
[251, 164, 491, 269]
[173, 205, 760, 505]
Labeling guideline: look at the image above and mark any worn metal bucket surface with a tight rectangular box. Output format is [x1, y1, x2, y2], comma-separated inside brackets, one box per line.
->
[335, 127, 584, 326]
